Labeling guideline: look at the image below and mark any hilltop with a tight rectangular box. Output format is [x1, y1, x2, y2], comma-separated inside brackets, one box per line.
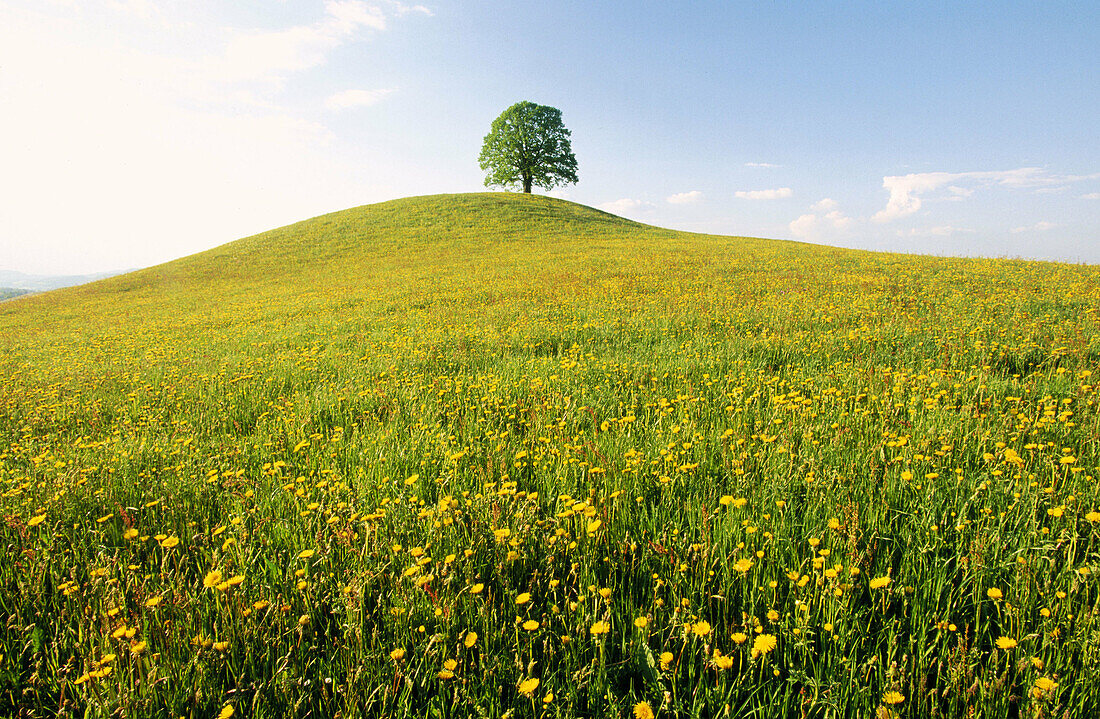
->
[1, 193, 1100, 718]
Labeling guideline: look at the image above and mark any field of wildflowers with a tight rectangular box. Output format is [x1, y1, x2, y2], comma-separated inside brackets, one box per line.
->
[1, 193, 1099, 718]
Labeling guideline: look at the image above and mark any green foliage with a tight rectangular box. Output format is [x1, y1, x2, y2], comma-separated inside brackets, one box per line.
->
[1, 193, 1099, 718]
[479, 101, 578, 193]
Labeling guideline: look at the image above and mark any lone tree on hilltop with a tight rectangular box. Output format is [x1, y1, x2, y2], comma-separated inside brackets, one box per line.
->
[479, 101, 578, 193]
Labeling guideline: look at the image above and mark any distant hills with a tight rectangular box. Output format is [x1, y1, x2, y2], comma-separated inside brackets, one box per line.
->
[0, 268, 129, 297]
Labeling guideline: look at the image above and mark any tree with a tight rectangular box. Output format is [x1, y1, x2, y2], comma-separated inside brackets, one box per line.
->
[479, 101, 578, 194]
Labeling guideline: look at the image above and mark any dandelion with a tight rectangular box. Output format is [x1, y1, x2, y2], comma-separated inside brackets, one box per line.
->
[986, 588, 1003, 600]
[203, 570, 223, 589]
[390, 648, 406, 662]
[122, 527, 138, 540]
[217, 705, 235, 719]
[471, 583, 484, 594]
[518, 677, 540, 697]
[882, 691, 905, 705]
[297, 549, 315, 559]
[590, 620, 610, 635]
[995, 636, 1017, 650]
[523, 620, 540, 631]
[691, 620, 711, 637]
[145, 596, 162, 608]
[516, 592, 531, 604]
[159, 536, 180, 549]
[731, 632, 748, 644]
[633, 701, 655, 719]
[542, 691, 554, 704]
[464, 631, 478, 648]
[28, 514, 46, 527]
[734, 558, 754, 573]
[659, 651, 674, 669]
[634, 617, 649, 629]
[869, 576, 891, 590]
[751, 633, 777, 658]
[1031, 676, 1057, 700]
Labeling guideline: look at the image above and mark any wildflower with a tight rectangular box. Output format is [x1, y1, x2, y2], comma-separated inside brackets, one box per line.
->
[516, 592, 531, 604]
[634, 617, 649, 629]
[659, 651, 674, 669]
[713, 650, 734, 670]
[28, 514, 46, 527]
[123, 527, 138, 540]
[1086, 511, 1100, 523]
[297, 549, 315, 559]
[464, 631, 478, 648]
[203, 570, 223, 589]
[543, 691, 554, 704]
[1032, 676, 1057, 700]
[986, 588, 1003, 600]
[518, 677, 540, 697]
[590, 620, 610, 635]
[870, 576, 891, 590]
[882, 691, 904, 705]
[159, 536, 180, 549]
[523, 620, 540, 631]
[438, 658, 458, 679]
[217, 705, 235, 719]
[734, 558, 753, 573]
[633, 701, 655, 719]
[145, 596, 162, 608]
[691, 620, 711, 637]
[995, 636, 1017, 650]
[130, 641, 147, 655]
[731, 632, 748, 644]
[751, 633, 777, 658]
[471, 583, 484, 594]
[390, 648, 406, 662]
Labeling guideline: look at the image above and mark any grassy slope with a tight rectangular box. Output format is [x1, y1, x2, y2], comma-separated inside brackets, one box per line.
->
[1, 192, 1100, 718]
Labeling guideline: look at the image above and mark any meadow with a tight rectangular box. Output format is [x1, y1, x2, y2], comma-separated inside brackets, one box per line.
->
[1, 193, 1098, 718]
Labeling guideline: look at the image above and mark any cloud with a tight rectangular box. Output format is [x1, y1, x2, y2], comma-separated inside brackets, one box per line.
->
[744, 162, 780, 168]
[325, 88, 395, 110]
[789, 200, 852, 241]
[598, 198, 655, 216]
[1010, 221, 1056, 234]
[666, 190, 703, 205]
[735, 187, 792, 200]
[901, 226, 975, 237]
[872, 168, 1100, 223]
[1081, 192, 1100, 200]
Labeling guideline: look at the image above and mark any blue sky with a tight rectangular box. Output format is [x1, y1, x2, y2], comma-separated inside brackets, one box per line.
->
[2, 0, 1098, 275]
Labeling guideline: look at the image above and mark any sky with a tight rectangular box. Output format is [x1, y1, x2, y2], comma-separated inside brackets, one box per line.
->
[1, 0, 1098, 276]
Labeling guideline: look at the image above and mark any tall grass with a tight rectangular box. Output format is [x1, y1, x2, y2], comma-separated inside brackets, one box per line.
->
[1, 193, 1098, 717]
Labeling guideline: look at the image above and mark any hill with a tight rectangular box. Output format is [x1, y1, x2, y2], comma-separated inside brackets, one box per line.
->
[1, 192, 1099, 718]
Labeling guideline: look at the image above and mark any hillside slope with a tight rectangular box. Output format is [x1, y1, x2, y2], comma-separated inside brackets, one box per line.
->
[2, 193, 1100, 718]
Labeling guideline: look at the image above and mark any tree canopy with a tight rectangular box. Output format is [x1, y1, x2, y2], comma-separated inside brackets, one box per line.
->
[478, 101, 578, 194]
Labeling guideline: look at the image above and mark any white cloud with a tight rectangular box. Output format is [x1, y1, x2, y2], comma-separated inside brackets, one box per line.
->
[902, 226, 975, 237]
[872, 168, 1100, 223]
[598, 198, 655, 216]
[735, 187, 792, 200]
[666, 190, 703, 205]
[325, 88, 395, 110]
[744, 162, 780, 168]
[1081, 192, 1100, 200]
[1010, 221, 1056, 234]
[789, 200, 852, 242]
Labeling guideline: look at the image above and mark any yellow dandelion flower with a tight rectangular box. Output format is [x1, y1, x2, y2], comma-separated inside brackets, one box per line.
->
[130, 641, 147, 655]
[542, 691, 554, 704]
[516, 592, 531, 604]
[159, 536, 180, 549]
[1086, 511, 1100, 523]
[518, 677, 540, 697]
[464, 631, 478, 648]
[633, 701, 655, 719]
[122, 527, 138, 540]
[691, 620, 711, 637]
[226, 575, 244, 587]
[523, 620, 540, 631]
[995, 636, 1017, 650]
[986, 588, 1003, 600]
[1032, 676, 1057, 700]
[217, 704, 235, 719]
[213, 641, 229, 651]
[390, 648, 406, 661]
[470, 583, 484, 594]
[297, 549, 315, 559]
[590, 620, 610, 635]
[28, 514, 46, 527]
[659, 651, 674, 669]
[882, 691, 904, 705]
[145, 596, 162, 608]
[203, 570, 223, 589]
[731, 632, 748, 644]
[751, 633, 777, 657]
[633, 617, 649, 629]
[869, 576, 891, 590]
[734, 558, 754, 573]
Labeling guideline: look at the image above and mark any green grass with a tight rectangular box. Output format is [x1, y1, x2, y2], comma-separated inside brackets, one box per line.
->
[1, 192, 1099, 718]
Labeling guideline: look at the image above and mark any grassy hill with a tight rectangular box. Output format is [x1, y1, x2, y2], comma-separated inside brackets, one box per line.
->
[1, 192, 1099, 718]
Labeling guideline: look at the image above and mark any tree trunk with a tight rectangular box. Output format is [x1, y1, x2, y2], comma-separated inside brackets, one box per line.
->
[523, 173, 532, 193]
